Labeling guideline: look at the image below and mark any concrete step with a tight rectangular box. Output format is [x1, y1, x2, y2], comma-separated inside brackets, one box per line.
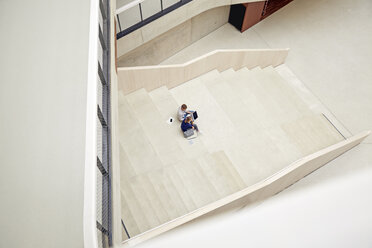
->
[163, 162, 198, 212]
[212, 151, 247, 190]
[148, 85, 209, 160]
[174, 159, 220, 207]
[227, 67, 278, 129]
[127, 176, 162, 232]
[197, 151, 246, 198]
[170, 70, 236, 153]
[281, 113, 345, 156]
[125, 88, 186, 166]
[251, 66, 313, 122]
[118, 93, 163, 175]
[120, 183, 151, 234]
[274, 64, 351, 139]
[147, 167, 189, 219]
[135, 174, 171, 224]
[119, 143, 137, 181]
[120, 190, 141, 238]
[205, 68, 261, 132]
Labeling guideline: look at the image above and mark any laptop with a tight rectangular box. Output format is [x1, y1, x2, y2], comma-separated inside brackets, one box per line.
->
[186, 111, 198, 121]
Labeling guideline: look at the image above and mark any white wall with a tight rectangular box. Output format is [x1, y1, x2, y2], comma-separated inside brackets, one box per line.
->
[0, 1, 91, 247]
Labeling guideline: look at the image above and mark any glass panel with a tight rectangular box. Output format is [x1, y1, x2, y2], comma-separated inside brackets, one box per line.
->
[163, 0, 180, 9]
[117, 4, 142, 30]
[141, 0, 161, 20]
[116, 0, 134, 9]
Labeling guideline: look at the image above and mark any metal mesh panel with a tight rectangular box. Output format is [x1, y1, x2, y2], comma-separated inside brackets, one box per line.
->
[96, 228, 109, 248]
[98, 4, 104, 33]
[97, 75, 103, 116]
[96, 116, 103, 163]
[97, 229, 103, 248]
[96, 165, 103, 225]
[97, 40, 103, 72]
[96, 0, 111, 246]
[102, 232, 109, 247]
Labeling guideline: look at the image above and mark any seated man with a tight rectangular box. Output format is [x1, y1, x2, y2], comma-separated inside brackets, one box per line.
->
[181, 116, 199, 134]
[177, 104, 198, 122]
[177, 104, 191, 122]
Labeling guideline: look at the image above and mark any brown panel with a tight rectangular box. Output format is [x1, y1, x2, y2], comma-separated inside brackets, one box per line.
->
[241, 1, 266, 32]
[262, 0, 293, 19]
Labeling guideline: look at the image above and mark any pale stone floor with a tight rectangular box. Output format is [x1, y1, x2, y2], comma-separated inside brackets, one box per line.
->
[138, 0, 372, 247]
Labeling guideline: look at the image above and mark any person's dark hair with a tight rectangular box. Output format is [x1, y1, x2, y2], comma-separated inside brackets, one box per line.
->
[181, 104, 187, 110]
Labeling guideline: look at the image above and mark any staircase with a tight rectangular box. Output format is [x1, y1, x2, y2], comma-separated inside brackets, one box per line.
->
[118, 64, 344, 238]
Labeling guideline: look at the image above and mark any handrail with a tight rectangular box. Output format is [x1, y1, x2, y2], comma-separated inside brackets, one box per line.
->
[116, 0, 144, 15]
[118, 48, 290, 94]
[120, 130, 370, 246]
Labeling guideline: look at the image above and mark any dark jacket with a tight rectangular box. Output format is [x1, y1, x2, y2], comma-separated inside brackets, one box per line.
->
[181, 119, 193, 132]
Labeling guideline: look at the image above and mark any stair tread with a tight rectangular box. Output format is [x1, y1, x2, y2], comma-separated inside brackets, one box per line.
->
[119, 143, 137, 181]
[225, 68, 278, 129]
[205, 71, 261, 131]
[125, 88, 187, 166]
[197, 151, 246, 198]
[120, 184, 151, 233]
[174, 159, 220, 207]
[120, 190, 141, 238]
[135, 174, 171, 224]
[118, 96, 163, 175]
[147, 167, 190, 219]
[170, 73, 236, 154]
[281, 113, 345, 156]
[163, 162, 198, 212]
[127, 176, 162, 232]
[275, 64, 352, 139]
[251, 66, 313, 119]
[212, 151, 247, 190]
[148, 85, 209, 160]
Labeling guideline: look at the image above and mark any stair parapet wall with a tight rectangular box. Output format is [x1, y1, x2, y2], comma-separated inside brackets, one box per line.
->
[118, 48, 289, 94]
[120, 130, 370, 246]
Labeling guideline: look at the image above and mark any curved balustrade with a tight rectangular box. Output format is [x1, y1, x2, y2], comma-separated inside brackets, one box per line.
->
[84, 0, 113, 247]
[116, 0, 192, 39]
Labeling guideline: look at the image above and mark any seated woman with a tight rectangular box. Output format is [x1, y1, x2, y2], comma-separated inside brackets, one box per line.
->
[181, 116, 199, 133]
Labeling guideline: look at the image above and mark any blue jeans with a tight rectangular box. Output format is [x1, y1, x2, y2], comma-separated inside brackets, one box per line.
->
[191, 123, 199, 132]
